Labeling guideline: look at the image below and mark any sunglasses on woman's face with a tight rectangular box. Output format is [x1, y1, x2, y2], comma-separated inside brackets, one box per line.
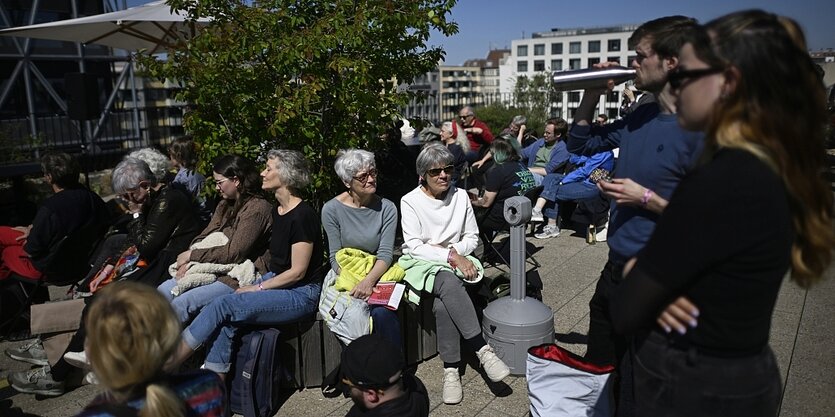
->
[668, 67, 724, 90]
[427, 165, 454, 177]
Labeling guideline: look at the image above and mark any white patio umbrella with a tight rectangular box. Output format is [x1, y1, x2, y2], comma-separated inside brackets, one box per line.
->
[0, 0, 210, 53]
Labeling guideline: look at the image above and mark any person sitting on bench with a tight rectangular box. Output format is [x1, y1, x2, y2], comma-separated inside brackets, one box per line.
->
[530, 150, 614, 239]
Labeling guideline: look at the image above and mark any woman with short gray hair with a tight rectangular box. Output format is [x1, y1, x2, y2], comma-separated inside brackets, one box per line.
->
[439, 121, 468, 187]
[127, 147, 171, 185]
[321, 149, 401, 345]
[110, 157, 201, 274]
[400, 142, 510, 405]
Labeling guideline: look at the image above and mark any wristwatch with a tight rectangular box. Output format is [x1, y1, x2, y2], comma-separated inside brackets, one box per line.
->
[132, 212, 140, 219]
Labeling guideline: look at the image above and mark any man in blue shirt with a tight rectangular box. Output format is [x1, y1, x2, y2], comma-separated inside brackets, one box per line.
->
[519, 118, 570, 186]
[566, 16, 703, 368]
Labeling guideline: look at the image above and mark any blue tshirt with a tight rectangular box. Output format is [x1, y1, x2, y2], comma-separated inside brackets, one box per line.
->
[567, 103, 703, 262]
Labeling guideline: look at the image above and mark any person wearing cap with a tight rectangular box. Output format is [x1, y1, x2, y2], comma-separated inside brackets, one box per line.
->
[341, 334, 429, 416]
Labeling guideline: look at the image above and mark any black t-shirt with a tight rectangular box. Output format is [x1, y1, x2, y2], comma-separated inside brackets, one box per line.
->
[268, 201, 324, 284]
[613, 148, 794, 355]
[483, 161, 537, 227]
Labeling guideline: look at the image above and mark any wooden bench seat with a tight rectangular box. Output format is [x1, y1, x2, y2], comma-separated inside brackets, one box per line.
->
[277, 296, 438, 388]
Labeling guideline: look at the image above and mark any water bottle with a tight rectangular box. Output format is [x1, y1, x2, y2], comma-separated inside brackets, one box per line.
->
[551, 66, 636, 91]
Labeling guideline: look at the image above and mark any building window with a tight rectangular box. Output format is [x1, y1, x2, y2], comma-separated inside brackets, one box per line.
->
[627, 55, 637, 66]
[569, 58, 581, 70]
[588, 40, 601, 53]
[517, 60, 528, 72]
[534, 44, 545, 56]
[550, 59, 563, 71]
[517, 45, 528, 57]
[568, 91, 581, 102]
[534, 60, 545, 71]
[608, 39, 621, 52]
[607, 56, 621, 64]
[551, 42, 563, 55]
[569, 41, 581, 54]
[588, 57, 600, 67]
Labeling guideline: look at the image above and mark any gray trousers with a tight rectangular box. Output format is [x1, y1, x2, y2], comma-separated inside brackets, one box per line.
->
[432, 270, 482, 363]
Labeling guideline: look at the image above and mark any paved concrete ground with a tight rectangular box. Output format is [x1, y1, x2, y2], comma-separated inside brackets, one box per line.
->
[1, 225, 834, 416]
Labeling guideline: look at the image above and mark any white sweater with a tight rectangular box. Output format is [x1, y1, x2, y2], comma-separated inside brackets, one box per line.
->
[400, 186, 479, 262]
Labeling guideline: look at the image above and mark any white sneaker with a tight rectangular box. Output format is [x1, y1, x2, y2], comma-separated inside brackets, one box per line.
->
[442, 368, 463, 405]
[476, 345, 510, 382]
[83, 371, 99, 385]
[595, 223, 608, 242]
[530, 208, 544, 223]
[63, 351, 91, 370]
[535, 225, 561, 239]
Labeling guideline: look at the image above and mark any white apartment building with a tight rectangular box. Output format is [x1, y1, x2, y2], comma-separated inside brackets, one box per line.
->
[400, 69, 441, 124]
[506, 25, 639, 121]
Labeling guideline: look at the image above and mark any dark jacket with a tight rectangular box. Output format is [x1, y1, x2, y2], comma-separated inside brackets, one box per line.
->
[345, 374, 430, 417]
[24, 185, 109, 278]
[125, 185, 201, 260]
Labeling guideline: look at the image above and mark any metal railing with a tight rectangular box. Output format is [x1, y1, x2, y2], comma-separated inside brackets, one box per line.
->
[0, 106, 186, 172]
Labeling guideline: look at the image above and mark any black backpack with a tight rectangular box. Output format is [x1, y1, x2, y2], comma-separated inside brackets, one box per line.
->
[228, 327, 289, 417]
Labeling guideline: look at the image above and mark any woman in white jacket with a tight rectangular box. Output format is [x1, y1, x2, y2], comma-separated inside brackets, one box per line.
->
[399, 143, 510, 405]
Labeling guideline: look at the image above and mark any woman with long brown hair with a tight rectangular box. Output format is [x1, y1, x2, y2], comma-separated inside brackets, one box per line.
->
[611, 10, 834, 416]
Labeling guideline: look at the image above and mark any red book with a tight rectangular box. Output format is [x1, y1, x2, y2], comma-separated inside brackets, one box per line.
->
[367, 282, 405, 311]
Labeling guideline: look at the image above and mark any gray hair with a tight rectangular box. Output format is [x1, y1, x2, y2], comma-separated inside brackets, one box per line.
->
[112, 157, 156, 194]
[416, 142, 454, 178]
[440, 121, 470, 150]
[266, 149, 310, 195]
[127, 148, 170, 182]
[334, 149, 376, 184]
[511, 115, 527, 126]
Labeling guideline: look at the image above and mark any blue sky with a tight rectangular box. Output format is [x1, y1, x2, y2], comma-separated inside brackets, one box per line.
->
[127, 0, 834, 65]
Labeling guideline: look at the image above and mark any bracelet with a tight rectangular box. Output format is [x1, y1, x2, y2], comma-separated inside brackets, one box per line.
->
[258, 282, 264, 291]
[641, 188, 653, 206]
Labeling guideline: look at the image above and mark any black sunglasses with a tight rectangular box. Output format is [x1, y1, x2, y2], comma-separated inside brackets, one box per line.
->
[427, 165, 454, 177]
[668, 67, 724, 90]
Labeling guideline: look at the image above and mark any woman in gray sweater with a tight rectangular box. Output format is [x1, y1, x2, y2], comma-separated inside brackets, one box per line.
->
[321, 149, 401, 346]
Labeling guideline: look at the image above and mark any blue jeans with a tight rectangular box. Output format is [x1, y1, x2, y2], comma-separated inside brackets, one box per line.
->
[158, 278, 235, 323]
[182, 279, 321, 373]
[370, 305, 402, 348]
[540, 175, 600, 221]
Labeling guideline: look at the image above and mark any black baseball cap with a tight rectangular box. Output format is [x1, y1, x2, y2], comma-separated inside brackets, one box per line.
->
[341, 333, 405, 389]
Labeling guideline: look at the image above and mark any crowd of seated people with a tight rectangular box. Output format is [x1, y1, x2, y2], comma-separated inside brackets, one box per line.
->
[7, 9, 830, 417]
[3, 127, 604, 413]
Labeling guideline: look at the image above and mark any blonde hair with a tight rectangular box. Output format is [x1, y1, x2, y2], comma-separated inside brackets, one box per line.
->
[703, 11, 834, 287]
[86, 282, 185, 417]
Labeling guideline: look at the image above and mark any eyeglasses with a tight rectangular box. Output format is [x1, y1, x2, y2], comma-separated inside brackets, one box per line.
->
[352, 169, 378, 184]
[426, 165, 454, 177]
[214, 177, 233, 188]
[668, 67, 724, 90]
[120, 181, 147, 199]
[458, 114, 473, 119]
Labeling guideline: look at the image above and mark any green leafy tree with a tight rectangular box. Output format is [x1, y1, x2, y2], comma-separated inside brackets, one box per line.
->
[513, 73, 559, 131]
[140, 0, 458, 206]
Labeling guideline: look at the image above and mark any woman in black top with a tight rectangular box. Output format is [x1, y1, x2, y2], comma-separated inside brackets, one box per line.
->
[168, 149, 323, 376]
[471, 139, 536, 238]
[611, 11, 834, 417]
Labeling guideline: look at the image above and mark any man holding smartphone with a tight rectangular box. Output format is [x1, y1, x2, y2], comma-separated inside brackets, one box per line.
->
[566, 16, 704, 370]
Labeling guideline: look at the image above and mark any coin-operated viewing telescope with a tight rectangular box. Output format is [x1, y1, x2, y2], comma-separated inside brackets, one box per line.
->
[481, 196, 555, 375]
